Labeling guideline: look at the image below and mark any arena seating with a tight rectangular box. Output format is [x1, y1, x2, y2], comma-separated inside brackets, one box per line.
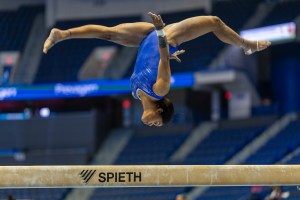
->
[211, 0, 262, 31]
[183, 126, 266, 165]
[196, 187, 253, 200]
[260, 0, 300, 26]
[0, 6, 43, 51]
[198, 119, 300, 200]
[243, 120, 300, 165]
[115, 132, 189, 165]
[90, 187, 186, 200]
[0, 188, 69, 200]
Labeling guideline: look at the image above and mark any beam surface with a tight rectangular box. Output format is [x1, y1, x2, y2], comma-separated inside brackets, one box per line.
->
[0, 165, 300, 188]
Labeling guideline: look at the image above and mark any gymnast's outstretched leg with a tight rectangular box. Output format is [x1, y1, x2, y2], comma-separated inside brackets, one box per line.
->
[165, 16, 271, 54]
[43, 22, 154, 53]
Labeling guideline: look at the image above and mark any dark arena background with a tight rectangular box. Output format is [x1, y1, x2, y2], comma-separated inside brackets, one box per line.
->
[1, 0, 300, 199]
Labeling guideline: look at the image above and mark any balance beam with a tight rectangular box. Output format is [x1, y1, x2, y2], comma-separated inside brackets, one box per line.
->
[0, 165, 300, 188]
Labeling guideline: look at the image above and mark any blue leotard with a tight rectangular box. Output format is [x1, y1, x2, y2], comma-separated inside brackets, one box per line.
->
[130, 30, 178, 100]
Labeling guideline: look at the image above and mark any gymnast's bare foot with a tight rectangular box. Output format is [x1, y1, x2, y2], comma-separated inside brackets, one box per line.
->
[243, 40, 271, 55]
[43, 28, 70, 54]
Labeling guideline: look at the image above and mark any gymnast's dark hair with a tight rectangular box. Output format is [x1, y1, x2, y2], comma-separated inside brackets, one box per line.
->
[155, 97, 174, 124]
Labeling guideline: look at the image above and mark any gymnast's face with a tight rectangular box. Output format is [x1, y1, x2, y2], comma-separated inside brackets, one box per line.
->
[141, 108, 163, 127]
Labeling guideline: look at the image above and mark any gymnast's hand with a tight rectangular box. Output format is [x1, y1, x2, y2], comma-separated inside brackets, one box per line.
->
[170, 49, 185, 63]
[148, 12, 165, 29]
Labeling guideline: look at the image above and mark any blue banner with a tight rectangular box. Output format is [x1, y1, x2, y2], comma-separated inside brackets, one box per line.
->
[0, 72, 194, 101]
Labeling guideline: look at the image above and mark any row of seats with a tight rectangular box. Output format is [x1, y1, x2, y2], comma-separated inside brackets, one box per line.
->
[182, 126, 265, 165]
[0, 188, 69, 200]
[243, 120, 300, 164]
[260, 0, 300, 26]
[115, 133, 188, 165]
[198, 119, 300, 200]
[0, 5, 43, 51]
[91, 187, 186, 199]
[0, 4, 77, 192]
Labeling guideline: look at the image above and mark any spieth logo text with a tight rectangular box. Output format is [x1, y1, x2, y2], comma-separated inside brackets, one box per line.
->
[79, 170, 142, 184]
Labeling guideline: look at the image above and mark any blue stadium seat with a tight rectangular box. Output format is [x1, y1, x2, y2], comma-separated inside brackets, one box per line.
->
[215, 120, 300, 200]
[183, 126, 265, 165]
[0, 188, 69, 200]
[115, 132, 188, 165]
[0, 6, 43, 51]
[260, 0, 300, 26]
[243, 120, 300, 165]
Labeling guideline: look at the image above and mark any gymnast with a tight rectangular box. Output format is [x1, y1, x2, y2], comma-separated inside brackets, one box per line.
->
[43, 12, 271, 127]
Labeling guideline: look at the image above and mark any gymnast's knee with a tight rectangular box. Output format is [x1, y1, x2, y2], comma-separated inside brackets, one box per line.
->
[211, 16, 225, 31]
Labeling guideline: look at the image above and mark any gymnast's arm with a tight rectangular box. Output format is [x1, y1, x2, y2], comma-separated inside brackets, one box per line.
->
[154, 48, 186, 96]
[148, 12, 171, 97]
[153, 40, 171, 96]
